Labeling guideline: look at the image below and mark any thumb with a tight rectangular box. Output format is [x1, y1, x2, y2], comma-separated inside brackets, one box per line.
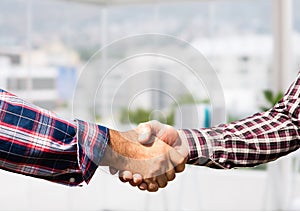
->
[137, 120, 166, 144]
[137, 123, 152, 144]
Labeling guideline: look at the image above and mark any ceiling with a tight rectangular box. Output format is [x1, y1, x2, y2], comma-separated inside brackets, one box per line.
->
[63, 0, 205, 6]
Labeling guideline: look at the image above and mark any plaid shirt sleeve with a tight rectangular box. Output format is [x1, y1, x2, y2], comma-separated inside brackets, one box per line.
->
[178, 72, 300, 169]
[0, 89, 109, 186]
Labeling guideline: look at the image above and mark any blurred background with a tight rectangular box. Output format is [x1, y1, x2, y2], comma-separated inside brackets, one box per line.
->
[0, 0, 300, 210]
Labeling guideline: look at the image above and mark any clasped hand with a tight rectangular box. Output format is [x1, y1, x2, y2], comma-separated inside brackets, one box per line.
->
[102, 121, 188, 192]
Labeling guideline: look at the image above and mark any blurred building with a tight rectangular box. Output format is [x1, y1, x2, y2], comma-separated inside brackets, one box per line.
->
[0, 42, 80, 112]
[0, 54, 58, 110]
[75, 44, 196, 123]
[193, 34, 273, 118]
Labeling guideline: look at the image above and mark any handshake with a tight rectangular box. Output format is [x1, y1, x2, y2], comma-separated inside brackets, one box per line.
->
[100, 120, 188, 192]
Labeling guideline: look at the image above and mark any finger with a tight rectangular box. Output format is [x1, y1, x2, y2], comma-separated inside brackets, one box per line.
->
[175, 162, 185, 173]
[129, 174, 143, 186]
[147, 182, 159, 192]
[109, 167, 118, 175]
[138, 182, 148, 191]
[174, 156, 188, 173]
[119, 170, 133, 183]
[156, 174, 168, 188]
[144, 178, 159, 192]
[137, 120, 165, 143]
[129, 180, 137, 187]
[166, 168, 176, 181]
[133, 173, 143, 185]
[148, 120, 167, 138]
[147, 121, 178, 146]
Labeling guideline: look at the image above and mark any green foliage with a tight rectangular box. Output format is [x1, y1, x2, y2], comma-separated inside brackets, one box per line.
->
[57, 101, 69, 108]
[95, 113, 101, 123]
[78, 46, 99, 61]
[240, 163, 267, 171]
[259, 89, 283, 112]
[175, 93, 209, 106]
[165, 110, 175, 126]
[120, 107, 175, 126]
[227, 114, 240, 123]
[252, 163, 267, 171]
[119, 93, 208, 126]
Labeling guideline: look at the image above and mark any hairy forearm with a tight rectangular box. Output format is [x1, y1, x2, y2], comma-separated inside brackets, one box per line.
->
[100, 129, 184, 178]
[100, 129, 151, 166]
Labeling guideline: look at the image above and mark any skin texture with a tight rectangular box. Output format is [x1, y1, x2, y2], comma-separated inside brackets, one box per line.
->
[137, 121, 189, 158]
[102, 129, 186, 192]
[133, 121, 188, 190]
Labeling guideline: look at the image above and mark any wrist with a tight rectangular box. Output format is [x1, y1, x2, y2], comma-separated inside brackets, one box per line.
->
[177, 130, 190, 159]
[100, 129, 121, 166]
[101, 129, 148, 166]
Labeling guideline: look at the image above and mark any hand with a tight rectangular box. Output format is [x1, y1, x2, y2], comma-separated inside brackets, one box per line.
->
[102, 129, 185, 192]
[138, 120, 188, 158]
[113, 121, 188, 190]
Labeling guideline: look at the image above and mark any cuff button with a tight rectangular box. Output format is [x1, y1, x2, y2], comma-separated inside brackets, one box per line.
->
[69, 177, 75, 183]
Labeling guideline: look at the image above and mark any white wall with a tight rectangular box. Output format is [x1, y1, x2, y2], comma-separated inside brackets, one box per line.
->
[2, 164, 299, 210]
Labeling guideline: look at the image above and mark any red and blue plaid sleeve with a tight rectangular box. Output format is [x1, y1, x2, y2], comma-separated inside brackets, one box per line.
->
[0, 89, 109, 186]
[178, 72, 300, 169]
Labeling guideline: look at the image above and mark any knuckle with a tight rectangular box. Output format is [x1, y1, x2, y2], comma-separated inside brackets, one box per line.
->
[151, 120, 159, 125]
[170, 174, 176, 181]
[159, 180, 168, 188]
[176, 164, 185, 173]
[148, 184, 158, 192]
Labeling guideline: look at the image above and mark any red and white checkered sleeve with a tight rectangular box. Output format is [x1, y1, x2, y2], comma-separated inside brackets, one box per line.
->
[178, 72, 300, 169]
[0, 89, 109, 186]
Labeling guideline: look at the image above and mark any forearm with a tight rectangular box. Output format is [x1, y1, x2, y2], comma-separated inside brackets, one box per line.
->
[179, 110, 300, 169]
[101, 129, 184, 179]
[0, 89, 109, 185]
[100, 129, 157, 167]
[179, 73, 300, 169]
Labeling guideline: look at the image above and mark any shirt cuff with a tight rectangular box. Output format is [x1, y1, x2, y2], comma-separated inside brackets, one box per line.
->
[75, 119, 109, 184]
[178, 128, 226, 169]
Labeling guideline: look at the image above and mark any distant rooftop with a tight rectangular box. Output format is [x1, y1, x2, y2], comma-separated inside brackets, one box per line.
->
[192, 34, 272, 57]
